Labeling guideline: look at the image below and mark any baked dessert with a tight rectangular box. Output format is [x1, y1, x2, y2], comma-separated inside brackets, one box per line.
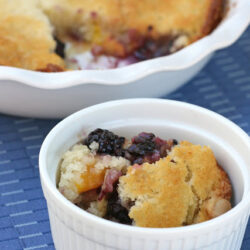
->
[0, 0, 225, 71]
[58, 129, 232, 227]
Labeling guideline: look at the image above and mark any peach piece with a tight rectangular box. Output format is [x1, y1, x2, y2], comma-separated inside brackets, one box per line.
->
[75, 165, 106, 193]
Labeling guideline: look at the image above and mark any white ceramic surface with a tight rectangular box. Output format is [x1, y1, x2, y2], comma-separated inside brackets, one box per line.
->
[1, 0, 249, 119]
[39, 99, 250, 250]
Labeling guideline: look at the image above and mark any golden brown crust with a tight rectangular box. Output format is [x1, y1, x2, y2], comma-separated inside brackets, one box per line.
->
[0, 0, 65, 71]
[121, 0, 224, 42]
[119, 157, 195, 227]
[118, 141, 231, 228]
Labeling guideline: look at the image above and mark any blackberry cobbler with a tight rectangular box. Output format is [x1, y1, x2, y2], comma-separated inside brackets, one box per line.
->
[0, 0, 225, 71]
[58, 129, 232, 228]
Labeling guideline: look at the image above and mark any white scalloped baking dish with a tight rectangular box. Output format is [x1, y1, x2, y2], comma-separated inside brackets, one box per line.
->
[0, 0, 249, 118]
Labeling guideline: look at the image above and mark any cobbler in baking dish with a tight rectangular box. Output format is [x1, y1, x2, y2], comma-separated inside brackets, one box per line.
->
[0, 0, 225, 71]
[58, 129, 232, 228]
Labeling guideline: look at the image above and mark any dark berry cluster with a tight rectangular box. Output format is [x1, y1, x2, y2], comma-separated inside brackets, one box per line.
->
[134, 35, 176, 61]
[124, 132, 177, 165]
[106, 189, 132, 225]
[84, 128, 125, 156]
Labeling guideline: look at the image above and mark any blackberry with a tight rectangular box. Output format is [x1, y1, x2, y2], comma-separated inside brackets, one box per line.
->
[134, 36, 176, 61]
[132, 132, 155, 144]
[127, 141, 155, 155]
[124, 132, 178, 164]
[106, 189, 132, 225]
[85, 128, 125, 156]
[55, 38, 65, 58]
[125, 132, 157, 164]
[173, 139, 178, 146]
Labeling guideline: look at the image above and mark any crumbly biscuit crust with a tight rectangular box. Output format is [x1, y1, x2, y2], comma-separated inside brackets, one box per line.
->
[0, 0, 65, 71]
[118, 141, 231, 227]
[59, 144, 129, 202]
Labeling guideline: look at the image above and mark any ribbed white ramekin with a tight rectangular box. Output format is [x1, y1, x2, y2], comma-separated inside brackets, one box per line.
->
[39, 99, 250, 250]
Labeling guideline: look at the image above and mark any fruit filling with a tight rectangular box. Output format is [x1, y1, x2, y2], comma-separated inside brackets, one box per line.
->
[58, 128, 232, 227]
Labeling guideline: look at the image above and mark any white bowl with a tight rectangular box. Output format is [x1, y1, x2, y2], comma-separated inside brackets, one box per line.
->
[1, 0, 249, 119]
[39, 98, 250, 250]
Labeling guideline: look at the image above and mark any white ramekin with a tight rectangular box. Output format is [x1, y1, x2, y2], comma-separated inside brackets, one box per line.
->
[1, 0, 249, 118]
[39, 99, 250, 250]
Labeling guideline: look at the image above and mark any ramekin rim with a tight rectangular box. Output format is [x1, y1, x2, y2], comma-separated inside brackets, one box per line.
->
[0, 0, 249, 89]
[39, 98, 250, 235]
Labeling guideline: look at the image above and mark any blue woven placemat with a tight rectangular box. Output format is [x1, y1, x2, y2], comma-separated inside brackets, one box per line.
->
[0, 27, 249, 250]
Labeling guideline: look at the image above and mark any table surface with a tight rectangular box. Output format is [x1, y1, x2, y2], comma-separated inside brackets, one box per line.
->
[0, 27, 249, 250]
